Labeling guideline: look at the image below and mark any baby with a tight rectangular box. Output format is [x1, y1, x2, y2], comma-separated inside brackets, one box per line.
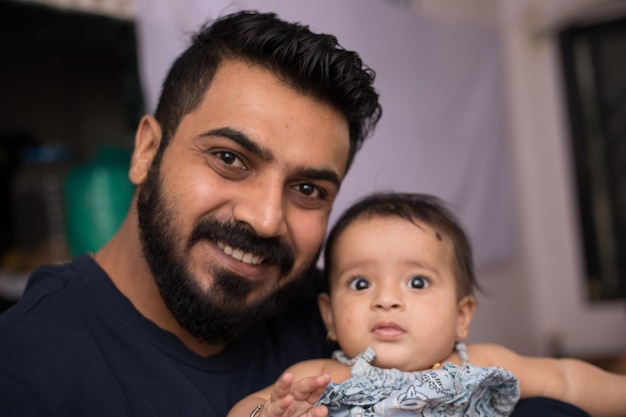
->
[229, 192, 626, 417]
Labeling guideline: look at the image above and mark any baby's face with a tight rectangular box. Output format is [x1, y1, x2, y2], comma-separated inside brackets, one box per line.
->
[319, 215, 474, 371]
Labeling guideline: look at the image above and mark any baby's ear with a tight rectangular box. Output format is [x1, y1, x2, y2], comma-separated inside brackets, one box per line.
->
[318, 293, 337, 341]
[129, 115, 162, 185]
[455, 296, 476, 340]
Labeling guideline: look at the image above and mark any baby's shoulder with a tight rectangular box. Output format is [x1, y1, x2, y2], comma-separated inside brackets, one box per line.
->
[286, 358, 351, 383]
[465, 343, 520, 368]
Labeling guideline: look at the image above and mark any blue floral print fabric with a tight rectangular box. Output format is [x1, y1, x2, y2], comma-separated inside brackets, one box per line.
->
[316, 342, 520, 416]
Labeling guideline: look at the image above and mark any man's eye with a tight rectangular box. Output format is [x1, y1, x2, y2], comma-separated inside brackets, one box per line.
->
[348, 277, 370, 291]
[296, 183, 323, 198]
[215, 150, 245, 169]
[290, 182, 331, 210]
[408, 275, 429, 289]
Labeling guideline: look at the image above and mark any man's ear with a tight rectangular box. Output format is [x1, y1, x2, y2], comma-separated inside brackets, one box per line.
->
[129, 115, 162, 185]
[455, 295, 476, 340]
[318, 293, 337, 342]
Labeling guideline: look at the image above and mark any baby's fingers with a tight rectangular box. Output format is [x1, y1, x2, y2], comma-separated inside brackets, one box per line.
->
[309, 404, 329, 417]
[261, 394, 296, 417]
[266, 397, 328, 417]
[271, 372, 296, 402]
[263, 373, 331, 416]
[291, 373, 332, 402]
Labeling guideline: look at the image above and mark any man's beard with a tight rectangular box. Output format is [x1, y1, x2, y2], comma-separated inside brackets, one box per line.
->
[136, 150, 318, 345]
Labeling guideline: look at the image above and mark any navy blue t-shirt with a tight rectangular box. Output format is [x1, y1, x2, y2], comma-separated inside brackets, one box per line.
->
[0, 255, 590, 416]
[0, 255, 332, 416]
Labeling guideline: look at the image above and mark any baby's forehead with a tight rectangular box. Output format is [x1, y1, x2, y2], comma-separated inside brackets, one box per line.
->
[333, 214, 456, 265]
[354, 212, 443, 236]
[337, 215, 453, 259]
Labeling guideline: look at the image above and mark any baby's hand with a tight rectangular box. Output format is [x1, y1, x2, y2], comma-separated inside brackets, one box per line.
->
[261, 372, 331, 417]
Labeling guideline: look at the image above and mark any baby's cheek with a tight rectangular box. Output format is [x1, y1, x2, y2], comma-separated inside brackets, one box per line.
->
[343, 311, 358, 327]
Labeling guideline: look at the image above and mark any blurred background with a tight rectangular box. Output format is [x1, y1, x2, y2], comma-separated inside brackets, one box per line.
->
[0, 0, 625, 370]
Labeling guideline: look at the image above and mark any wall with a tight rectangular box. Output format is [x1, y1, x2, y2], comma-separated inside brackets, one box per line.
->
[492, 0, 626, 357]
[421, 0, 626, 358]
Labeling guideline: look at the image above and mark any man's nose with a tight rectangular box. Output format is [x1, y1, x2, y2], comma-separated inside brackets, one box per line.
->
[232, 180, 287, 238]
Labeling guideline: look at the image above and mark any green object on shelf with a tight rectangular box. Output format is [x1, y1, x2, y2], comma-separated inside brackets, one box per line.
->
[64, 146, 134, 256]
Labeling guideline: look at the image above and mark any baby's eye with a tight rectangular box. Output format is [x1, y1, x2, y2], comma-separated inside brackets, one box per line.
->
[407, 275, 429, 289]
[348, 276, 370, 291]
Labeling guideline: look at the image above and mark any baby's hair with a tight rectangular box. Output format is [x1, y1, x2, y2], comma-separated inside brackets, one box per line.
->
[322, 192, 477, 300]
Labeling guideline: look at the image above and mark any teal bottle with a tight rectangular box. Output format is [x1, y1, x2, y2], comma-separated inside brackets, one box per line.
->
[64, 146, 134, 256]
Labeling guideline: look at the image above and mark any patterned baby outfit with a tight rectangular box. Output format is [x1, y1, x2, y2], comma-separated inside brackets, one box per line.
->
[316, 342, 520, 416]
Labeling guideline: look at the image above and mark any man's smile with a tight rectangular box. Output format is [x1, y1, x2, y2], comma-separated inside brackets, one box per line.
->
[217, 241, 264, 265]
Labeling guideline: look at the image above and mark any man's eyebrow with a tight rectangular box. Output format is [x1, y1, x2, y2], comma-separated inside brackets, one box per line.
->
[295, 167, 341, 189]
[202, 126, 342, 188]
[201, 127, 273, 161]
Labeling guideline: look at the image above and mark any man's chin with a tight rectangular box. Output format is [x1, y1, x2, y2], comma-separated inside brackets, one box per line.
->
[188, 265, 316, 343]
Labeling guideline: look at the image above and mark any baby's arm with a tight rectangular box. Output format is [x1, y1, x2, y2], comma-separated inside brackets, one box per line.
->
[469, 343, 626, 417]
[228, 359, 349, 417]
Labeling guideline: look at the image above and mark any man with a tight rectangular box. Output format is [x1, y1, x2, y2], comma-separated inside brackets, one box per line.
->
[0, 10, 588, 417]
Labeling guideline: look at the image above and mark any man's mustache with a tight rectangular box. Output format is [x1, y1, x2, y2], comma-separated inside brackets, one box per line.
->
[187, 219, 295, 276]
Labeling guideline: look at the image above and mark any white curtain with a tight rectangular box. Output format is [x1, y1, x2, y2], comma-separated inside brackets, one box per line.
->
[135, 0, 516, 268]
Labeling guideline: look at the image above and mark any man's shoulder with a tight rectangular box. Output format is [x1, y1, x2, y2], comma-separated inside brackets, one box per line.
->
[0, 258, 85, 327]
[0, 256, 149, 416]
[0, 255, 108, 360]
[0, 260, 117, 415]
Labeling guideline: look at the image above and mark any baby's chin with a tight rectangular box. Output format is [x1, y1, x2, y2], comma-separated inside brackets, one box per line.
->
[372, 358, 418, 372]
[369, 348, 433, 372]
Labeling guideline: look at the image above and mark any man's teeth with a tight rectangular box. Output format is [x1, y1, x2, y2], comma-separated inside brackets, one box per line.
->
[217, 242, 263, 265]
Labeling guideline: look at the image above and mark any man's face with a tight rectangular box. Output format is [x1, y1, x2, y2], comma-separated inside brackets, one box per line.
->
[134, 60, 350, 344]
